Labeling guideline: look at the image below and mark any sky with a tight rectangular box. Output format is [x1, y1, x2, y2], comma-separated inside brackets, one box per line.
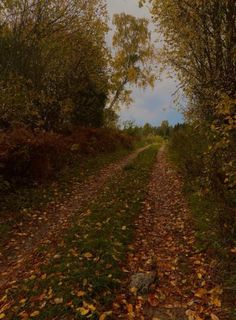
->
[106, 0, 184, 127]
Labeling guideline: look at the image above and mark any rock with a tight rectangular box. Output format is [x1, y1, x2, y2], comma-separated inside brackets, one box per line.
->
[130, 271, 157, 294]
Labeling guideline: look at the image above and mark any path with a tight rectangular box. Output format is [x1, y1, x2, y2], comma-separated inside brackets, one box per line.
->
[0, 146, 149, 290]
[118, 147, 224, 320]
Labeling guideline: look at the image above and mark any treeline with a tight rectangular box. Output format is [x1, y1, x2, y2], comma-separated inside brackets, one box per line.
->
[123, 120, 173, 138]
[143, 0, 236, 238]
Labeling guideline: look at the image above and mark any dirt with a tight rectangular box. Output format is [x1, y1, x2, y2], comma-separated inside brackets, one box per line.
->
[0, 146, 149, 291]
[114, 146, 225, 320]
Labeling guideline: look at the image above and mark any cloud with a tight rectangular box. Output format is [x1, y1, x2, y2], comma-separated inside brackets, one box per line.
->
[107, 0, 184, 126]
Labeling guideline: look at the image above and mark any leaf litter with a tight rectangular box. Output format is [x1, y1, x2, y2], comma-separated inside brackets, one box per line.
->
[111, 146, 225, 320]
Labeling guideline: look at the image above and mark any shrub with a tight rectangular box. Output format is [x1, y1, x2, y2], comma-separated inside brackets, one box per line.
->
[0, 127, 134, 188]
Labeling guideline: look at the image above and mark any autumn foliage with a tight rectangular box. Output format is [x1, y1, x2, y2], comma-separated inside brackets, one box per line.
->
[0, 127, 133, 187]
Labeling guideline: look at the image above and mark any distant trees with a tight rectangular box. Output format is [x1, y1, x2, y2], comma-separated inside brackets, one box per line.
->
[122, 120, 173, 138]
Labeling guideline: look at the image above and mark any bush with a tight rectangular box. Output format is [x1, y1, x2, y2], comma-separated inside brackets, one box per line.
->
[169, 123, 236, 240]
[169, 124, 207, 181]
[0, 127, 134, 188]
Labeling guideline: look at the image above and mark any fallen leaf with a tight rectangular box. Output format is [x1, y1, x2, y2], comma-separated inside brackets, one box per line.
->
[147, 293, 159, 307]
[130, 287, 137, 295]
[210, 313, 219, 320]
[211, 297, 221, 307]
[30, 311, 40, 317]
[194, 288, 208, 298]
[20, 299, 27, 304]
[54, 298, 63, 304]
[83, 252, 93, 259]
[76, 307, 89, 316]
[99, 311, 113, 320]
[76, 291, 86, 297]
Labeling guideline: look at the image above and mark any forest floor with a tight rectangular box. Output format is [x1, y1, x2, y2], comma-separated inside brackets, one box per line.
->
[0, 144, 229, 319]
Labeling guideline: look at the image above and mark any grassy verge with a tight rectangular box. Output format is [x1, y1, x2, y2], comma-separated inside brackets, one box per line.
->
[168, 145, 236, 317]
[3, 144, 159, 319]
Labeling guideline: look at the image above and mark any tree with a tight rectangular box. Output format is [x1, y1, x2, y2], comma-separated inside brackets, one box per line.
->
[108, 13, 156, 110]
[141, 0, 236, 189]
[0, 0, 109, 130]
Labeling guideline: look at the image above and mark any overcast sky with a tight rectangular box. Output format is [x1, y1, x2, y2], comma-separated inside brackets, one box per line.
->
[107, 0, 183, 127]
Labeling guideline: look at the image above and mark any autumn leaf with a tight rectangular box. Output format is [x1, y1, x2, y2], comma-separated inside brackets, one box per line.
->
[30, 311, 40, 317]
[76, 307, 89, 316]
[54, 298, 63, 304]
[210, 313, 219, 320]
[129, 287, 137, 295]
[99, 311, 113, 320]
[76, 291, 86, 297]
[186, 310, 203, 320]
[83, 252, 93, 259]
[147, 293, 159, 307]
[194, 288, 208, 298]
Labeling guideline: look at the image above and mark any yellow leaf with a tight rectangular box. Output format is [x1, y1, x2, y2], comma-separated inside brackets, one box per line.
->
[210, 313, 219, 320]
[54, 298, 63, 304]
[83, 252, 93, 259]
[30, 311, 40, 317]
[20, 299, 27, 304]
[0, 296, 7, 302]
[76, 307, 89, 316]
[211, 297, 221, 307]
[130, 287, 137, 295]
[76, 291, 86, 297]
[0, 314, 6, 319]
[99, 311, 113, 320]
[83, 301, 96, 311]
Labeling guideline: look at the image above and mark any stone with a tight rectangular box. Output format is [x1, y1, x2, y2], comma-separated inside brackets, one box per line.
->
[130, 271, 157, 294]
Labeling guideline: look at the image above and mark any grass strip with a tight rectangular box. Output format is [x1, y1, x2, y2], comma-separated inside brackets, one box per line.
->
[4, 144, 159, 320]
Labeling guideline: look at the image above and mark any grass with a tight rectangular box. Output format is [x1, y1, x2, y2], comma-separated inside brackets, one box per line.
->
[0, 147, 134, 243]
[4, 144, 159, 320]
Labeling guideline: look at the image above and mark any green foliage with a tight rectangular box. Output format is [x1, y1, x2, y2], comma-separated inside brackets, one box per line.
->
[122, 120, 173, 140]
